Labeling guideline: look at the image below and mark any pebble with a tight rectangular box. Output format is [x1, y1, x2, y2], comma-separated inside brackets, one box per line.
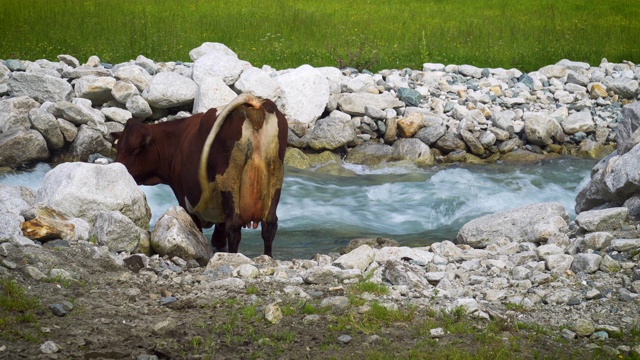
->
[338, 335, 353, 344]
[40, 341, 60, 354]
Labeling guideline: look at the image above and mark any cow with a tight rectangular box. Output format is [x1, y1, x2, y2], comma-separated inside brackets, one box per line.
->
[111, 93, 288, 257]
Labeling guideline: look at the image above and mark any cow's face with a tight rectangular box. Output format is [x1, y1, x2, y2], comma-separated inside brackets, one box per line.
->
[111, 119, 161, 185]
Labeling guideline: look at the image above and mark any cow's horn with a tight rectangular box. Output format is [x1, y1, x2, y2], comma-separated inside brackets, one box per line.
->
[195, 93, 263, 212]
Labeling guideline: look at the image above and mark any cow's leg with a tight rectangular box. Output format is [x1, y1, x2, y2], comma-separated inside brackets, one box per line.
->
[211, 223, 227, 252]
[261, 188, 282, 257]
[225, 215, 243, 253]
[260, 219, 277, 257]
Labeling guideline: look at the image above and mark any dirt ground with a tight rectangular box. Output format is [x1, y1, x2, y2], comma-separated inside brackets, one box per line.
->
[0, 243, 633, 360]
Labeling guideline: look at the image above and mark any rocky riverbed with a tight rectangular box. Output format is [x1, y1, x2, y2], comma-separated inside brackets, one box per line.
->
[1, 43, 640, 358]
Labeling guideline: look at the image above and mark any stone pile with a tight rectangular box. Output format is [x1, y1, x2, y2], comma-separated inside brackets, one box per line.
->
[1, 42, 638, 169]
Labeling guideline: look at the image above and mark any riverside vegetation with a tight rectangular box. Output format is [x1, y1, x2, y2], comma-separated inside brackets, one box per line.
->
[0, 0, 639, 72]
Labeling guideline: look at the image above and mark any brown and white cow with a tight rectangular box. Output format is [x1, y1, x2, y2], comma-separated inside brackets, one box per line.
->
[111, 94, 287, 257]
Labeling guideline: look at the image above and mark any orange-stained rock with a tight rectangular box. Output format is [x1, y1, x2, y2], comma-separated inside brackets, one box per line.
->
[396, 113, 424, 138]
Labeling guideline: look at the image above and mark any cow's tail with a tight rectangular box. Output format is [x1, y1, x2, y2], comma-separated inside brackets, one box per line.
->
[195, 93, 264, 212]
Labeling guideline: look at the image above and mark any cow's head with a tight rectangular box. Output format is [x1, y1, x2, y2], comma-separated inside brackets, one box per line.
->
[111, 119, 162, 185]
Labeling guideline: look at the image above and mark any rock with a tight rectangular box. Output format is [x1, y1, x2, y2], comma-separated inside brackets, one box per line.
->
[69, 125, 111, 161]
[336, 92, 405, 116]
[9, 72, 72, 103]
[575, 207, 628, 232]
[434, 133, 466, 154]
[571, 253, 602, 274]
[575, 146, 640, 213]
[35, 162, 151, 229]
[0, 129, 49, 167]
[20, 206, 75, 242]
[345, 142, 393, 166]
[396, 113, 424, 138]
[0, 96, 40, 134]
[562, 110, 595, 134]
[573, 319, 595, 337]
[616, 102, 640, 155]
[545, 254, 574, 273]
[397, 87, 422, 106]
[91, 211, 146, 253]
[390, 138, 435, 167]
[53, 100, 101, 126]
[375, 246, 434, 264]
[265, 303, 283, 324]
[234, 67, 281, 101]
[341, 238, 399, 254]
[40, 341, 60, 354]
[460, 129, 485, 156]
[524, 114, 562, 146]
[333, 245, 375, 272]
[492, 110, 516, 135]
[151, 206, 213, 266]
[28, 108, 65, 150]
[142, 72, 197, 108]
[126, 95, 153, 118]
[0, 184, 35, 216]
[192, 77, 237, 114]
[337, 335, 352, 344]
[189, 42, 238, 61]
[599, 254, 621, 273]
[114, 65, 153, 92]
[582, 232, 614, 250]
[206, 252, 253, 270]
[111, 80, 140, 104]
[457, 202, 569, 248]
[308, 111, 356, 150]
[607, 77, 638, 98]
[302, 267, 337, 285]
[589, 83, 608, 99]
[609, 239, 640, 252]
[101, 107, 132, 125]
[74, 75, 116, 105]
[275, 65, 330, 124]
[192, 50, 250, 86]
[451, 298, 480, 315]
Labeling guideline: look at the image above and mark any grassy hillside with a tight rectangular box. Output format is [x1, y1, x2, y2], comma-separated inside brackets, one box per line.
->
[0, 0, 638, 72]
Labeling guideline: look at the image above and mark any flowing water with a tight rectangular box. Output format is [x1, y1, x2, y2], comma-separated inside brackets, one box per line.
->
[0, 158, 597, 260]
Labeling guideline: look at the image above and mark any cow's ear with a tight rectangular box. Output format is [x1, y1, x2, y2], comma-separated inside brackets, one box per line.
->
[111, 131, 122, 140]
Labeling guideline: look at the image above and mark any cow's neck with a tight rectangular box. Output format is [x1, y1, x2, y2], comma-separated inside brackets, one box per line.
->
[147, 120, 188, 184]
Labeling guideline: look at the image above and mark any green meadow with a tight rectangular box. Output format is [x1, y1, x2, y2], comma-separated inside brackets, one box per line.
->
[0, 0, 638, 72]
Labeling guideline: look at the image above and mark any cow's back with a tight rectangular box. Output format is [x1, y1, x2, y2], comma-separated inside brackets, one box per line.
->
[188, 100, 287, 228]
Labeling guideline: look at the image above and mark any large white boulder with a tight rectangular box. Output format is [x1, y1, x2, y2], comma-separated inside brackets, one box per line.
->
[275, 65, 330, 124]
[234, 67, 281, 101]
[151, 206, 214, 265]
[142, 71, 198, 108]
[35, 162, 151, 229]
[192, 51, 251, 87]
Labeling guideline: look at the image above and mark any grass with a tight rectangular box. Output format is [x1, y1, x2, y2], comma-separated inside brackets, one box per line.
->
[0, 278, 43, 342]
[0, 0, 638, 72]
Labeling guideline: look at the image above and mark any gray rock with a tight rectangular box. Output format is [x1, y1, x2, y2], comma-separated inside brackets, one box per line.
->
[111, 80, 140, 104]
[35, 162, 151, 229]
[434, 133, 466, 154]
[599, 255, 621, 273]
[9, 72, 72, 103]
[523, 114, 562, 146]
[57, 118, 78, 142]
[101, 107, 132, 125]
[460, 129, 485, 156]
[303, 267, 337, 285]
[545, 254, 573, 273]
[608, 77, 638, 98]
[308, 111, 356, 150]
[275, 65, 330, 125]
[573, 319, 595, 337]
[91, 211, 145, 253]
[616, 102, 640, 155]
[189, 42, 238, 61]
[390, 138, 435, 166]
[142, 72, 197, 108]
[74, 75, 116, 105]
[571, 253, 602, 274]
[193, 77, 237, 113]
[562, 110, 595, 135]
[151, 206, 213, 266]
[415, 123, 446, 146]
[456, 202, 569, 248]
[337, 335, 352, 344]
[28, 108, 64, 150]
[333, 244, 375, 272]
[345, 142, 393, 166]
[0, 129, 49, 167]
[336, 92, 405, 117]
[265, 303, 283, 324]
[192, 50, 251, 86]
[114, 65, 152, 91]
[206, 252, 253, 270]
[69, 125, 111, 161]
[54, 100, 98, 126]
[582, 232, 614, 250]
[575, 207, 628, 232]
[492, 110, 516, 135]
[234, 67, 281, 101]
[40, 341, 60, 354]
[609, 239, 640, 252]
[0, 96, 41, 134]
[126, 95, 153, 118]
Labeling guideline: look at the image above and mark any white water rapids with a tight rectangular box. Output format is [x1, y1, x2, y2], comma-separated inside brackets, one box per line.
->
[0, 158, 596, 260]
